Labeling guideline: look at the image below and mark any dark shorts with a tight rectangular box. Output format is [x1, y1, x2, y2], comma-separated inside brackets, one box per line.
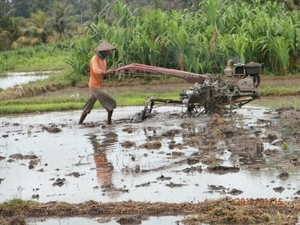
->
[83, 88, 116, 113]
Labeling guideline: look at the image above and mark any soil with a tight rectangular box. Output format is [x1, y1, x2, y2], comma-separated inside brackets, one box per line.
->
[1, 84, 300, 225]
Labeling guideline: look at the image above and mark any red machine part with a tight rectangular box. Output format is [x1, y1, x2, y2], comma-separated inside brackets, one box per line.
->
[114, 63, 210, 84]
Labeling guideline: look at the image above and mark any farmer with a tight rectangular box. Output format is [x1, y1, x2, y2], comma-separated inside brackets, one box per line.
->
[78, 41, 117, 124]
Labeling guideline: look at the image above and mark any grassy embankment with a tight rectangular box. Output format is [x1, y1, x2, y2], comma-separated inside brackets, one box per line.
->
[1, 46, 300, 115]
[0, 197, 299, 225]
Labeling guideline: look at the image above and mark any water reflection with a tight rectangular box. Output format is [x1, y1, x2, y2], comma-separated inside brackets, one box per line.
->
[26, 215, 187, 225]
[0, 70, 58, 90]
[88, 132, 118, 187]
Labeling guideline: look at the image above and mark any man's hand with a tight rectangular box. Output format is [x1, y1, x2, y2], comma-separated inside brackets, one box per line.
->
[106, 69, 113, 74]
[102, 69, 114, 78]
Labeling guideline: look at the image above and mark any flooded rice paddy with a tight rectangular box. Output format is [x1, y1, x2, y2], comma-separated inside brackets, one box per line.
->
[1, 100, 300, 224]
[0, 71, 58, 90]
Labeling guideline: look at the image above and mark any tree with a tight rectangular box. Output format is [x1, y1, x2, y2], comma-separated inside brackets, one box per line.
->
[24, 11, 50, 44]
[0, 0, 22, 50]
[49, 2, 77, 40]
[30, 0, 53, 14]
[10, 0, 33, 18]
[89, 0, 111, 23]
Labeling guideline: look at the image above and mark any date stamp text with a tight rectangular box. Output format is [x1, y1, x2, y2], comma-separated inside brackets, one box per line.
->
[235, 198, 284, 206]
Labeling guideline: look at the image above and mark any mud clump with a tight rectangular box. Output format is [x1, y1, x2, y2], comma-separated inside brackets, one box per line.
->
[165, 182, 187, 188]
[183, 136, 201, 147]
[228, 188, 243, 195]
[135, 182, 151, 187]
[187, 157, 200, 165]
[156, 175, 172, 181]
[212, 114, 228, 125]
[200, 156, 223, 165]
[171, 151, 185, 156]
[182, 166, 202, 173]
[267, 133, 278, 143]
[207, 165, 240, 174]
[276, 106, 295, 113]
[116, 214, 142, 225]
[52, 178, 66, 187]
[66, 172, 82, 178]
[139, 141, 162, 149]
[162, 129, 181, 138]
[28, 159, 38, 169]
[168, 143, 186, 150]
[273, 186, 285, 193]
[208, 185, 226, 192]
[42, 125, 62, 133]
[264, 148, 279, 157]
[121, 141, 136, 148]
[289, 157, 300, 166]
[122, 126, 136, 133]
[9, 154, 38, 160]
[277, 171, 289, 180]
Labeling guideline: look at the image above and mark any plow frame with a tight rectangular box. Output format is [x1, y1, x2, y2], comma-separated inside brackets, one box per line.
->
[114, 61, 262, 121]
[141, 91, 260, 121]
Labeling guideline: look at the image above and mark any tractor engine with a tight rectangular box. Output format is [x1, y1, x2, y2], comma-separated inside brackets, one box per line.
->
[224, 60, 261, 93]
[179, 60, 262, 114]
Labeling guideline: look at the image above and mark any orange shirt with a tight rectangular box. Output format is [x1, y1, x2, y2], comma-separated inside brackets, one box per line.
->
[89, 54, 107, 88]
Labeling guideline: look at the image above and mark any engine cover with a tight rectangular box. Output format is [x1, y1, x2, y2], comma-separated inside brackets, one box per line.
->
[238, 76, 254, 92]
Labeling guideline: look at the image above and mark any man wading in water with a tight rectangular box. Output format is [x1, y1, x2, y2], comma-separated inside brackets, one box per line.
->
[78, 41, 117, 125]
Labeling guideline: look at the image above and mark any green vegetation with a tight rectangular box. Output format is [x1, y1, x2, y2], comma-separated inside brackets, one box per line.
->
[1, 0, 300, 75]
[0, 42, 71, 71]
[0, 198, 37, 209]
[282, 142, 289, 151]
[259, 86, 300, 96]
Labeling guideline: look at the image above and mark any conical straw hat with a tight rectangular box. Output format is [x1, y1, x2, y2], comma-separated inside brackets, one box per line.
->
[94, 41, 117, 52]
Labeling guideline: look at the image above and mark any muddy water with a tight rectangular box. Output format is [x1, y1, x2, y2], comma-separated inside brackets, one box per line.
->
[0, 103, 300, 203]
[1, 103, 300, 224]
[26, 215, 193, 225]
